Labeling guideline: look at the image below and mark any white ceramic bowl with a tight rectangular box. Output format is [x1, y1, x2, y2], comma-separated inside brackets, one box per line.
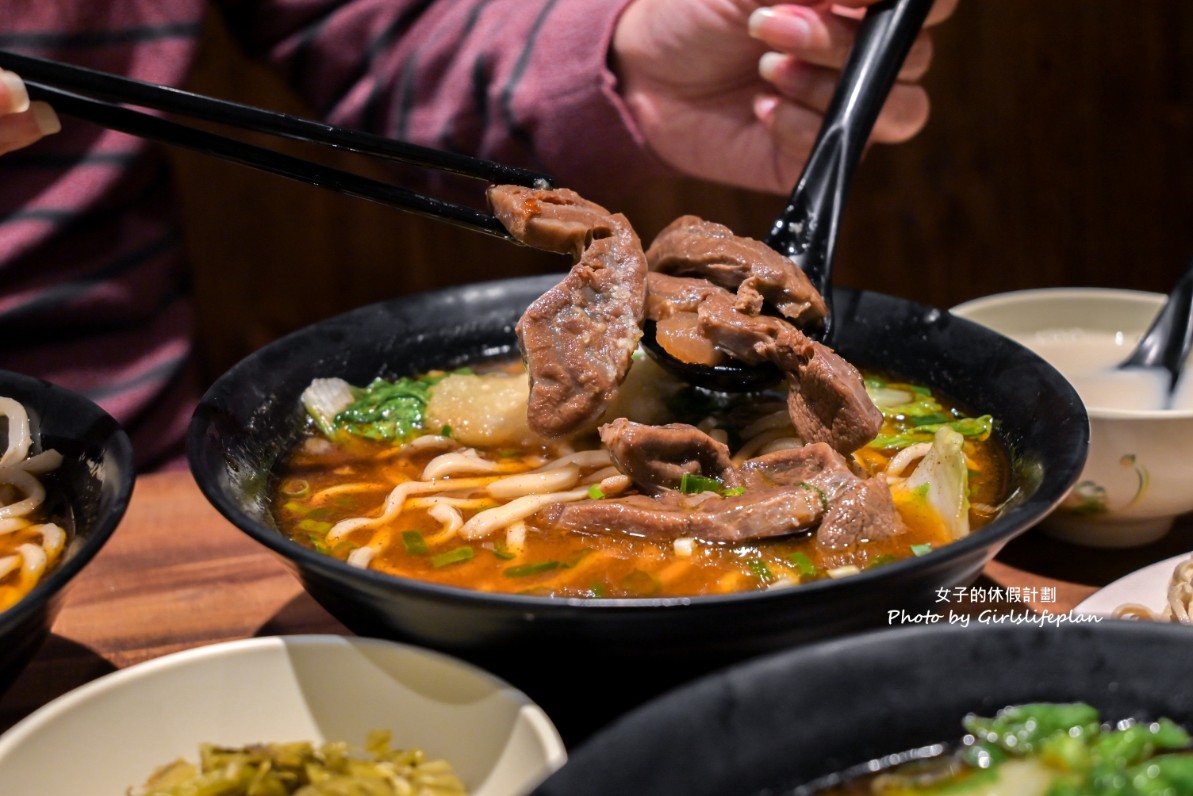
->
[952, 287, 1193, 547]
[0, 635, 566, 795]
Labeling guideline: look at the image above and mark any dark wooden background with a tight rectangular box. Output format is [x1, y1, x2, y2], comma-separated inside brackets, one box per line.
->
[170, 1, 1193, 383]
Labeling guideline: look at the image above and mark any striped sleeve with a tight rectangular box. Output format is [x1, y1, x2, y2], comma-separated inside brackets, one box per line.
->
[216, 0, 674, 202]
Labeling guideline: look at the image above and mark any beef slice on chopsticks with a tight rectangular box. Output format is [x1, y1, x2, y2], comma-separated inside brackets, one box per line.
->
[646, 272, 881, 455]
[488, 185, 648, 439]
[646, 215, 827, 326]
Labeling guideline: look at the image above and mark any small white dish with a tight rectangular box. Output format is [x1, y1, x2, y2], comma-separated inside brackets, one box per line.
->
[1074, 551, 1193, 618]
[0, 635, 566, 795]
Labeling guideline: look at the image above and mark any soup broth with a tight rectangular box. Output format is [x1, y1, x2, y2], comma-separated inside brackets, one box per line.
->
[0, 399, 69, 612]
[271, 360, 1009, 599]
[801, 703, 1193, 796]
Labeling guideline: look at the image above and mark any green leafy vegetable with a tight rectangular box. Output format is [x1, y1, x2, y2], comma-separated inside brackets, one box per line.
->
[334, 375, 445, 442]
[875, 703, 1193, 796]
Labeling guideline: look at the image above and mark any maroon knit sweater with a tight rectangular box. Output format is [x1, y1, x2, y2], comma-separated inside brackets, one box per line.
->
[0, 0, 665, 469]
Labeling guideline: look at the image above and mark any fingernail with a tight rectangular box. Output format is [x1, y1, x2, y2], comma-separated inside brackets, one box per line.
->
[758, 51, 786, 83]
[748, 7, 812, 49]
[31, 101, 61, 135]
[1, 69, 31, 113]
[753, 94, 780, 123]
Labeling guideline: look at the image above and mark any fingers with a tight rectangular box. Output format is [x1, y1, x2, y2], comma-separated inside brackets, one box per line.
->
[773, 0, 958, 28]
[0, 70, 60, 155]
[748, 5, 934, 79]
[0, 69, 31, 114]
[757, 54, 930, 142]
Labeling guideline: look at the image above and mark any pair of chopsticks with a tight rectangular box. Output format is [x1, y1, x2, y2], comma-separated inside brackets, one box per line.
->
[0, 50, 553, 241]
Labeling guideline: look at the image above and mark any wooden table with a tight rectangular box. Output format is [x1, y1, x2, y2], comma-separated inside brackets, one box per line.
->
[2, 470, 1191, 740]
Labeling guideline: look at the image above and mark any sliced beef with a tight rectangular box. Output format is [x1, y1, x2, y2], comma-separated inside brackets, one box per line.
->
[647, 276, 881, 454]
[544, 484, 825, 543]
[814, 476, 908, 570]
[599, 418, 740, 495]
[490, 185, 648, 439]
[646, 215, 827, 325]
[547, 440, 901, 546]
[744, 442, 905, 558]
[785, 341, 883, 456]
[739, 442, 862, 491]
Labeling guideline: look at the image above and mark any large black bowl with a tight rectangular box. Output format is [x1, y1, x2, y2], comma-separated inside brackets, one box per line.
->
[531, 620, 1193, 794]
[0, 370, 135, 689]
[187, 275, 1088, 742]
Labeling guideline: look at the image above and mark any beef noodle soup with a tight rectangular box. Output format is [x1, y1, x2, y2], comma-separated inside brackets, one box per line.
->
[270, 357, 1008, 599]
[0, 396, 68, 612]
[270, 185, 1010, 600]
[798, 703, 1193, 795]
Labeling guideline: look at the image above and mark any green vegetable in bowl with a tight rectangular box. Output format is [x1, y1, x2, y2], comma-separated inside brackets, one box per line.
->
[818, 703, 1193, 796]
[130, 729, 467, 796]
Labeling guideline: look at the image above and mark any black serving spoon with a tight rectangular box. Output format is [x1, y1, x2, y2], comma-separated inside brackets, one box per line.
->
[1117, 250, 1193, 400]
[642, 0, 936, 392]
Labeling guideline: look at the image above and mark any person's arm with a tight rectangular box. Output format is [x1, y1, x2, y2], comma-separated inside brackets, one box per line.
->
[215, 0, 657, 200]
[0, 69, 59, 155]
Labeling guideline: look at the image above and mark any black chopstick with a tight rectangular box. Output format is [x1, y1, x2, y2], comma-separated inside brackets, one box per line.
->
[0, 50, 554, 240]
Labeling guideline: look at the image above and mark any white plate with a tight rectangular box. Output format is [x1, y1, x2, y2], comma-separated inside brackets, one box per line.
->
[1074, 551, 1193, 618]
[0, 635, 566, 795]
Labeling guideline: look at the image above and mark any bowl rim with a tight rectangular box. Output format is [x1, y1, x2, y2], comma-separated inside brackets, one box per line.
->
[188, 278, 1089, 611]
[0, 633, 568, 790]
[0, 369, 135, 628]
[952, 287, 1193, 421]
[530, 619, 1193, 794]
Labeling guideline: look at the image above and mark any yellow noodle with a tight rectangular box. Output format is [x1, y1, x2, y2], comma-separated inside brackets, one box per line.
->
[309, 481, 389, 506]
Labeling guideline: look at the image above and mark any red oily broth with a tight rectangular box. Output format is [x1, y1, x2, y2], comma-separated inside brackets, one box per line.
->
[270, 366, 1009, 599]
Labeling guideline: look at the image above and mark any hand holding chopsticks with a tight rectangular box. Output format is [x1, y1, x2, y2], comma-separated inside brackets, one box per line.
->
[0, 50, 553, 242]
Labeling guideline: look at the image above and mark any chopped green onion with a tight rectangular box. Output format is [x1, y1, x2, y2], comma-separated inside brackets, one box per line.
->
[799, 481, 828, 511]
[440, 425, 453, 437]
[430, 546, 474, 568]
[587, 484, 605, 499]
[787, 551, 818, 577]
[504, 560, 560, 578]
[401, 530, 428, 555]
[911, 543, 934, 556]
[491, 540, 516, 560]
[296, 518, 333, 533]
[679, 473, 724, 494]
[747, 559, 774, 582]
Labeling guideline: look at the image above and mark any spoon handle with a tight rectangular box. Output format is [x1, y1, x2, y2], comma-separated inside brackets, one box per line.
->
[764, 0, 935, 290]
[1122, 253, 1193, 389]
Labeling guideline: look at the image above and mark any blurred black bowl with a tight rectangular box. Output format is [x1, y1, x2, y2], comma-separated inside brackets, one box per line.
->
[187, 275, 1088, 742]
[0, 370, 134, 689]
[530, 620, 1193, 794]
